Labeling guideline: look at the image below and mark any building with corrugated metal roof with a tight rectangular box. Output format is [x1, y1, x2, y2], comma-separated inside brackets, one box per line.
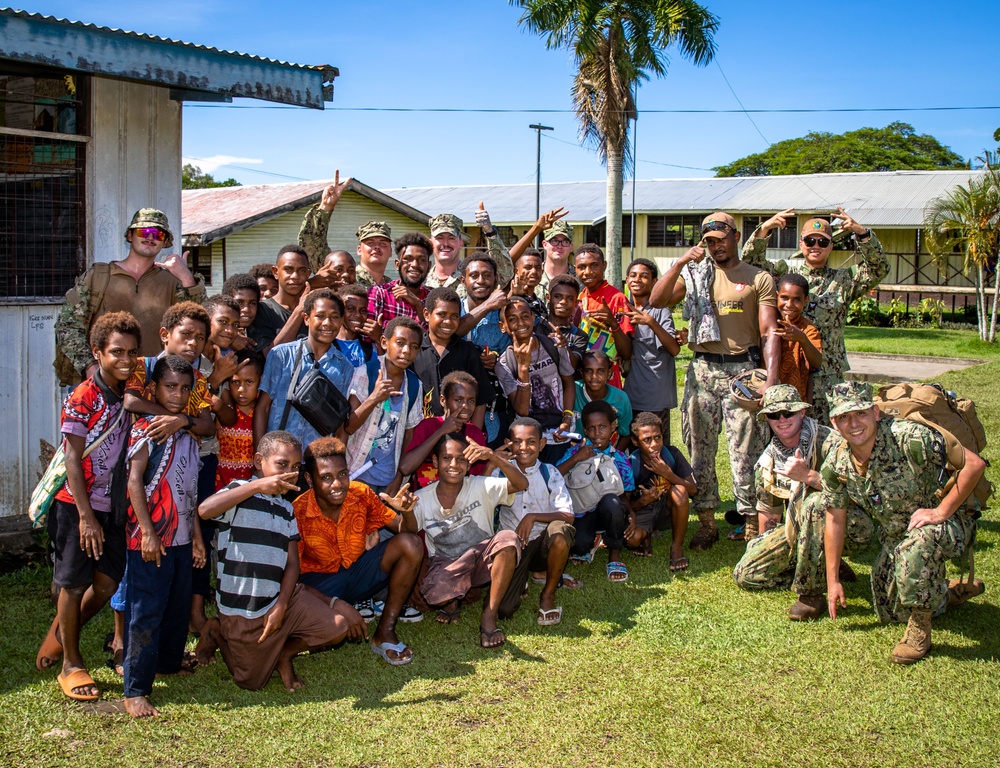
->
[0, 9, 337, 532]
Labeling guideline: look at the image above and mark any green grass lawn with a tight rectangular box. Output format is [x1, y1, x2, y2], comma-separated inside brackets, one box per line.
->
[3, 335, 999, 768]
[845, 326, 1000, 361]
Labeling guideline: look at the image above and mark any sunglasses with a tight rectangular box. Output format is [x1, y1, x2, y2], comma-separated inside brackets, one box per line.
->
[133, 226, 167, 242]
[765, 410, 798, 421]
[701, 221, 731, 234]
[802, 236, 831, 248]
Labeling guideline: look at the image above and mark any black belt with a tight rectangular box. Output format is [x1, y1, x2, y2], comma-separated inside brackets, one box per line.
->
[694, 351, 750, 364]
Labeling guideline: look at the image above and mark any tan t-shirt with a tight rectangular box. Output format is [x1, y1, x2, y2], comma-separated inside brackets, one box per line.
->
[690, 260, 776, 356]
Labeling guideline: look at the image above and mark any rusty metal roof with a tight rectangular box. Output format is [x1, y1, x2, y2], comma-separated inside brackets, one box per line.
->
[0, 8, 337, 108]
[385, 170, 979, 228]
[182, 179, 430, 247]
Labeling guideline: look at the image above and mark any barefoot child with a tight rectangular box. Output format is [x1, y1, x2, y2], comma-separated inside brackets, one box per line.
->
[412, 434, 528, 647]
[196, 431, 352, 691]
[399, 371, 488, 489]
[122, 355, 207, 718]
[38, 312, 140, 701]
[627, 412, 697, 569]
[558, 400, 636, 583]
[494, 417, 575, 626]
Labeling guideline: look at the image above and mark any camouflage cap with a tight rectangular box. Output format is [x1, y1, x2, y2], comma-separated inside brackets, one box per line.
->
[827, 381, 875, 419]
[756, 384, 810, 422]
[543, 220, 573, 242]
[429, 213, 468, 242]
[356, 221, 392, 242]
[125, 208, 173, 248]
[701, 211, 737, 240]
[800, 218, 834, 240]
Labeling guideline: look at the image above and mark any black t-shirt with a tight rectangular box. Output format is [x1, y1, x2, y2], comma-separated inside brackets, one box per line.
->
[414, 335, 493, 416]
[250, 297, 306, 349]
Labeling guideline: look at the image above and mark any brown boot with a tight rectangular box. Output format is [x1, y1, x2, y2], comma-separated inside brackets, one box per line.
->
[744, 514, 759, 543]
[788, 594, 825, 621]
[690, 510, 719, 552]
[890, 609, 932, 665]
[947, 578, 985, 606]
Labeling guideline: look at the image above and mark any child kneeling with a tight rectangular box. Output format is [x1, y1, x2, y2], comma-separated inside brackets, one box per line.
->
[627, 412, 697, 569]
[494, 417, 575, 625]
[196, 431, 352, 691]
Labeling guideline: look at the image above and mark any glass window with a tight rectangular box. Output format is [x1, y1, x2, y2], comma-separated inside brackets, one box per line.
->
[742, 215, 799, 249]
[647, 215, 703, 248]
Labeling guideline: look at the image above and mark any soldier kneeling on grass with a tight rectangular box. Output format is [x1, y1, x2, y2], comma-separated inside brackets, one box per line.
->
[821, 381, 987, 665]
[733, 385, 873, 620]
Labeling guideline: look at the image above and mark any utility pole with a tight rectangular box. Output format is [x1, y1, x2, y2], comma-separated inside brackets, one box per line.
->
[529, 123, 553, 247]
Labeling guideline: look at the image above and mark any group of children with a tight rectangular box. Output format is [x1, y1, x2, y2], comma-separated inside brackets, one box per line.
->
[37, 230, 826, 717]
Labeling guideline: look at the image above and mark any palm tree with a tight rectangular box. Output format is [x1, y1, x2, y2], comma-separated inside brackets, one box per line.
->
[511, 0, 719, 286]
[924, 162, 1000, 342]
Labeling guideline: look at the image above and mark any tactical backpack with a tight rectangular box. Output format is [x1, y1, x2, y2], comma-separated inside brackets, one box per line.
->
[53, 263, 114, 387]
[873, 382, 991, 509]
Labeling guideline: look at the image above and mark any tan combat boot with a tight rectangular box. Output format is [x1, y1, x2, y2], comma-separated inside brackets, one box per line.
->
[788, 594, 825, 621]
[689, 509, 719, 552]
[890, 609, 932, 665]
[947, 577, 985, 606]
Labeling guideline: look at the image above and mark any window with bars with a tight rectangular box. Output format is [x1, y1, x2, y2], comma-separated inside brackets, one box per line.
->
[647, 215, 704, 248]
[741, 215, 799, 249]
[0, 71, 87, 300]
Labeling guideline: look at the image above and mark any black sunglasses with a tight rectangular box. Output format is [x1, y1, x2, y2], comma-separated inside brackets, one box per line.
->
[802, 236, 831, 248]
[765, 410, 798, 421]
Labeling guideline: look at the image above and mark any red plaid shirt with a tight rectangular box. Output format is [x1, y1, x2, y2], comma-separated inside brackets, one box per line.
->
[368, 280, 429, 329]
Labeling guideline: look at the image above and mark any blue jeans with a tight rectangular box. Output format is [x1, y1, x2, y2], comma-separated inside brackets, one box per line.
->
[123, 544, 193, 698]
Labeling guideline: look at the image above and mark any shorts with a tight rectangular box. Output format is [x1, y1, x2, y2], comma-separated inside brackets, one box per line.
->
[48, 499, 126, 589]
[218, 583, 345, 691]
[634, 499, 669, 533]
[420, 530, 521, 608]
[299, 539, 391, 604]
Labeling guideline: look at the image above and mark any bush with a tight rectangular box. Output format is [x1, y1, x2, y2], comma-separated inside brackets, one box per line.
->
[847, 295, 881, 326]
[887, 297, 907, 327]
[917, 297, 945, 327]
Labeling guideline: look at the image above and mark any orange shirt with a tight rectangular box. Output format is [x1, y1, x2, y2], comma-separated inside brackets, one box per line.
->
[293, 484, 396, 574]
[777, 316, 822, 401]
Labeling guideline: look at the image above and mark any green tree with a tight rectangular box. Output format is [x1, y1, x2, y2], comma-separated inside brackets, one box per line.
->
[714, 122, 966, 177]
[511, 0, 718, 285]
[182, 163, 241, 189]
[923, 162, 1000, 342]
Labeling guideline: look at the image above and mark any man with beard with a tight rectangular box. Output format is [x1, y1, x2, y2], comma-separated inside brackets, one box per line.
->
[368, 233, 434, 329]
[650, 212, 781, 551]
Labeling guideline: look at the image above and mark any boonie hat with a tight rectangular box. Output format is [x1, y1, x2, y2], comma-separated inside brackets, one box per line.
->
[756, 384, 810, 423]
[125, 208, 173, 248]
[827, 381, 875, 419]
[429, 213, 468, 242]
[800, 218, 834, 240]
[543, 220, 573, 242]
[356, 221, 392, 242]
[701, 211, 737, 240]
[730, 368, 768, 412]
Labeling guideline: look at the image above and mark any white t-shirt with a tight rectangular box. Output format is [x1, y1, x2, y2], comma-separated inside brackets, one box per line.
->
[494, 462, 572, 541]
[413, 476, 514, 560]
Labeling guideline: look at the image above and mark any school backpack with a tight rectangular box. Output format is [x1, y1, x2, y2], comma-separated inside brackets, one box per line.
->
[873, 382, 991, 509]
[565, 451, 624, 515]
[364, 357, 421, 409]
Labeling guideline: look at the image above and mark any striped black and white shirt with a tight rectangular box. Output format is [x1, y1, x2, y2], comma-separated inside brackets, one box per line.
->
[215, 479, 300, 620]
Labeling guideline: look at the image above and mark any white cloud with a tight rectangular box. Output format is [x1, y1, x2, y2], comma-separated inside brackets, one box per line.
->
[183, 155, 263, 175]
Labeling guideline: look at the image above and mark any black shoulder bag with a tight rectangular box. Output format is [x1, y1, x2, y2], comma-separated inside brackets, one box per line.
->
[279, 340, 352, 436]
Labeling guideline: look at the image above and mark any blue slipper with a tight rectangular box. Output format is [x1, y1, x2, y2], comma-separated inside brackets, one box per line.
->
[370, 640, 413, 666]
[606, 561, 629, 583]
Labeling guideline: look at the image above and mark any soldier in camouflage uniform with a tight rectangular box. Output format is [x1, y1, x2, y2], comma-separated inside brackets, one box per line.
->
[297, 173, 392, 289]
[650, 212, 782, 550]
[822, 382, 986, 664]
[425, 212, 514, 298]
[742, 206, 889, 424]
[733, 385, 873, 619]
[55, 208, 205, 383]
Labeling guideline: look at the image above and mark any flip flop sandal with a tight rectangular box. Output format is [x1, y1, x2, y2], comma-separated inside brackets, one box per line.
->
[669, 557, 690, 572]
[435, 607, 462, 624]
[370, 640, 413, 666]
[606, 561, 629, 583]
[479, 626, 506, 649]
[727, 524, 746, 541]
[536, 606, 563, 626]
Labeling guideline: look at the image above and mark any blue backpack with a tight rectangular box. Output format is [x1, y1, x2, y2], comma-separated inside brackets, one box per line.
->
[364, 357, 420, 410]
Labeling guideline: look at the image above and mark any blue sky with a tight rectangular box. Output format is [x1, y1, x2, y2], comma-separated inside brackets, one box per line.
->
[25, 0, 1000, 188]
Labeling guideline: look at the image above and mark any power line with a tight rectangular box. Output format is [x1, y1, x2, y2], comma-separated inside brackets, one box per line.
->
[714, 61, 770, 146]
[185, 103, 1000, 114]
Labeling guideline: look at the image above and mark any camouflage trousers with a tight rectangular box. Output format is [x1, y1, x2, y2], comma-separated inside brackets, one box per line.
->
[681, 358, 767, 516]
[808, 369, 845, 427]
[733, 495, 874, 595]
[871, 513, 977, 624]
